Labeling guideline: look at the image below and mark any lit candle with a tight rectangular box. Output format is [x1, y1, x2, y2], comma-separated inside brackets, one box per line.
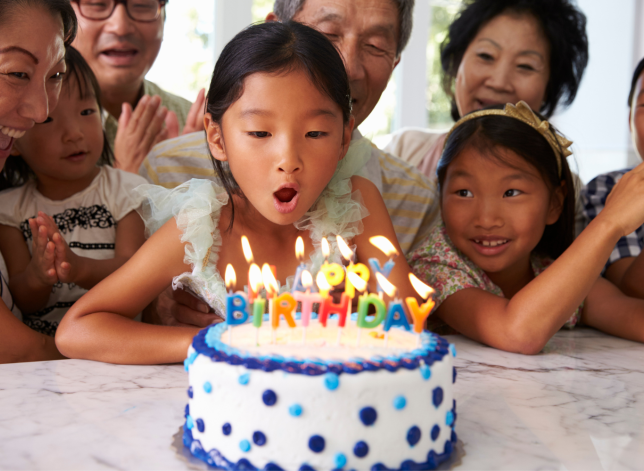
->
[336, 235, 370, 298]
[262, 263, 280, 345]
[369, 236, 399, 294]
[320, 237, 345, 288]
[405, 273, 436, 346]
[354, 273, 379, 347]
[291, 236, 307, 293]
[225, 264, 249, 343]
[316, 271, 332, 298]
[248, 263, 262, 303]
[271, 292, 297, 344]
[376, 272, 411, 348]
[241, 235, 255, 300]
[293, 270, 323, 344]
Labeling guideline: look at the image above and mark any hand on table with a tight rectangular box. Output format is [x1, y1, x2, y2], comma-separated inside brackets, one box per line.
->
[153, 285, 223, 327]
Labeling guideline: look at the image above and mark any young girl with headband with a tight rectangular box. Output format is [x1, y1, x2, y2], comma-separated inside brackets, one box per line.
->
[409, 101, 644, 354]
[55, 21, 419, 364]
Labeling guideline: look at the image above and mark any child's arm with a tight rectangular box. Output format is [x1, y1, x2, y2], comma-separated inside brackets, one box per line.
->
[0, 220, 58, 313]
[606, 253, 644, 299]
[55, 217, 200, 365]
[48, 211, 146, 290]
[351, 176, 419, 301]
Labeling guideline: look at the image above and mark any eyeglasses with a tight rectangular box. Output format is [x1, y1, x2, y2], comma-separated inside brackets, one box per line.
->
[74, 0, 168, 23]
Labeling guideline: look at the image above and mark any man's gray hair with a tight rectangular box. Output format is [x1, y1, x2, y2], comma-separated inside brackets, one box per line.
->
[273, 0, 414, 58]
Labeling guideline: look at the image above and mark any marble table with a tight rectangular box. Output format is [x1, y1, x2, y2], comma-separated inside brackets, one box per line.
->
[1, 328, 643, 470]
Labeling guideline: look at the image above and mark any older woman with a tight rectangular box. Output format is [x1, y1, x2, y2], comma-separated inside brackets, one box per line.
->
[387, 0, 588, 176]
[0, 0, 76, 363]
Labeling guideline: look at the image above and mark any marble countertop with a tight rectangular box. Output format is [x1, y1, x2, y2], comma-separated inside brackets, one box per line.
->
[1, 328, 643, 470]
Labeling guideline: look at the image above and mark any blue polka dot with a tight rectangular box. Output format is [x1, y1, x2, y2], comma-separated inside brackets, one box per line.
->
[196, 418, 205, 433]
[407, 425, 421, 447]
[446, 410, 454, 426]
[262, 389, 277, 406]
[451, 429, 457, 443]
[253, 431, 266, 446]
[432, 387, 444, 408]
[449, 344, 457, 357]
[289, 404, 303, 417]
[324, 373, 339, 391]
[308, 435, 325, 453]
[445, 439, 453, 455]
[238, 373, 250, 385]
[393, 395, 407, 410]
[334, 452, 347, 468]
[184, 404, 189, 417]
[353, 440, 369, 458]
[203, 381, 212, 394]
[359, 406, 377, 426]
[239, 439, 251, 452]
[187, 386, 193, 398]
[453, 367, 457, 383]
[222, 422, 232, 435]
[299, 465, 316, 471]
[186, 415, 194, 430]
[420, 364, 431, 380]
[431, 424, 440, 441]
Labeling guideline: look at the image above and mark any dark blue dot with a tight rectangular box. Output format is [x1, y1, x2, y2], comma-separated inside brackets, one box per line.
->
[431, 424, 440, 441]
[263, 389, 277, 406]
[432, 387, 444, 408]
[444, 439, 453, 455]
[187, 386, 193, 398]
[299, 465, 316, 471]
[359, 406, 377, 426]
[453, 367, 457, 383]
[253, 431, 266, 446]
[308, 435, 325, 453]
[266, 465, 283, 471]
[451, 430, 457, 443]
[407, 426, 421, 447]
[222, 422, 231, 436]
[184, 404, 189, 417]
[196, 418, 205, 433]
[353, 440, 369, 458]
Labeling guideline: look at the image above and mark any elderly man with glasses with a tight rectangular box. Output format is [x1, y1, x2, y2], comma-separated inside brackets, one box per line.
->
[70, 0, 205, 172]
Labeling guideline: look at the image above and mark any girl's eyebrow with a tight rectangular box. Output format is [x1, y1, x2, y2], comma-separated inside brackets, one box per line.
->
[0, 46, 38, 63]
[239, 108, 338, 118]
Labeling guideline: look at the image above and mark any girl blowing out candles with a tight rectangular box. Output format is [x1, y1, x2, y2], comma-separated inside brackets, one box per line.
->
[55, 22, 420, 365]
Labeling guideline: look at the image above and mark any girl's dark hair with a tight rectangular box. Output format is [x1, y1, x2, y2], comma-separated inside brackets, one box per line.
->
[0, 46, 113, 191]
[628, 57, 644, 108]
[437, 107, 575, 259]
[0, 0, 77, 47]
[441, 0, 588, 121]
[205, 21, 352, 230]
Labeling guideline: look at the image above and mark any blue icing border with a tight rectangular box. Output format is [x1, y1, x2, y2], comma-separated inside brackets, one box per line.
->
[192, 323, 452, 376]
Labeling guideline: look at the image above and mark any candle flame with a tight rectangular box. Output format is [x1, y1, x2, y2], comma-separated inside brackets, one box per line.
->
[241, 236, 254, 264]
[301, 269, 313, 289]
[375, 272, 397, 297]
[249, 263, 263, 293]
[225, 264, 236, 291]
[409, 273, 434, 300]
[369, 236, 398, 257]
[321, 237, 330, 259]
[347, 271, 367, 293]
[336, 235, 353, 262]
[262, 263, 279, 296]
[316, 271, 331, 291]
[296, 236, 305, 262]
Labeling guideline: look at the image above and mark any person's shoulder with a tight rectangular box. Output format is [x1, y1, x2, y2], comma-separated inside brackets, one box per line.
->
[148, 131, 210, 159]
[384, 127, 446, 166]
[585, 168, 633, 193]
[101, 165, 148, 188]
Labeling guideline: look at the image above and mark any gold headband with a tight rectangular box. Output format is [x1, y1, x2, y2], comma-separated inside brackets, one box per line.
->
[444, 101, 572, 177]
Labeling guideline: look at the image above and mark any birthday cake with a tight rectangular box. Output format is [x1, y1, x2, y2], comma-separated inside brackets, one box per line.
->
[182, 318, 457, 470]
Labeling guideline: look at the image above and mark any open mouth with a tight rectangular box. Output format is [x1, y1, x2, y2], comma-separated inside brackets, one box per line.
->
[473, 239, 508, 247]
[274, 188, 297, 203]
[102, 48, 138, 57]
[65, 151, 87, 162]
[273, 185, 300, 214]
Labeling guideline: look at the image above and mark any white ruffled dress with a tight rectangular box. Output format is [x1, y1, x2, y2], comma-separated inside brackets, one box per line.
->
[135, 137, 372, 317]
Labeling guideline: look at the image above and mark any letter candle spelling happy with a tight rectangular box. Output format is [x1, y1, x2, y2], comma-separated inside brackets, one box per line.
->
[406, 273, 436, 346]
[336, 235, 370, 327]
[368, 236, 398, 294]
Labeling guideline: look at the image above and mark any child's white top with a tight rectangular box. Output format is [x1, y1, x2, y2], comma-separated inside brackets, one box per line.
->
[0, 166, 147, 335]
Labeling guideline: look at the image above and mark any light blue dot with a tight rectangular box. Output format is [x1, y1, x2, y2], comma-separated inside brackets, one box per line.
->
[449, 344, 457, 357]
[203, 381, 212, 394]
[238, 373, 250, 385]
[183, 352, 198, 371]
[334, 452, 347, 468]
[289, 404, 303, 417]
[393, 395, 407, 410]
[186, 415, 194, 430]
[239, 439, 251, 452]
[324, 373, 339, 391]
[446, 411, 454, 426]
[420, 364, 431, 380]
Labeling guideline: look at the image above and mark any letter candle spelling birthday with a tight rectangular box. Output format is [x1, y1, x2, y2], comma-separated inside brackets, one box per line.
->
[369, 236, 398, 294]
[405, 273, 436, 346]
[376, 272, 411, 348]
[351, 271, 372, 347]
[241, 236, 257, 301]
[291, 236, 307, 293]
[293, 270, 323, 344]
[225, 264, 248, 343]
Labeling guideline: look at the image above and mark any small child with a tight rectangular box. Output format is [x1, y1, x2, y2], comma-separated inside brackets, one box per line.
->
[582, 57, 644, 298]
[409, 101, 644, 354]
[0, 47, 146, 336]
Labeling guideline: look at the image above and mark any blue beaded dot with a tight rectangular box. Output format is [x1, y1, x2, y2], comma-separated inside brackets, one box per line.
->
[262, 389, 277, 406]
[419, 364, 431, 380]
[453, 367, 457, 384]
[308, 435, 325, 453]
[407, 425, 421, 447]
[186, 415, 194, 430]
[299, 465, 316, 471]
[324, 373, 340, 391]
[334, 452, 347, 468]
[353, 440, 369, 458]
[446, 410, 454, 426]
[222, 422, 232, 436]
[253, 431, 266, 446]
[393, 395, 407, 410]
[432, 387, 444, 408]
[431, 424, 440, 441]
[451, 429, 457, 443]
[196, 418, 205, 433]
[238, 373, 250, 385]
[187, 386, 193, 398]
[203, 381, 212, 394]
[289, 404, 303, 417]
[449, 344, 457, 357]
[359, 406, 377, 426]
[239, 439, 251, 452]
[184, 404, 190, 417]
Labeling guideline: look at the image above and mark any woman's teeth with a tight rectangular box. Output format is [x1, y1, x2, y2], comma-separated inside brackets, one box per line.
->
[474, 239, 508, 247]
[0, 125, 26, 139]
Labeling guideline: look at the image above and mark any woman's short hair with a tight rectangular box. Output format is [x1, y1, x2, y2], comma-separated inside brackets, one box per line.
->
[0, 0, 77, 47]
[628, 57, 644, 108]
[441, 0, 588, 121]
